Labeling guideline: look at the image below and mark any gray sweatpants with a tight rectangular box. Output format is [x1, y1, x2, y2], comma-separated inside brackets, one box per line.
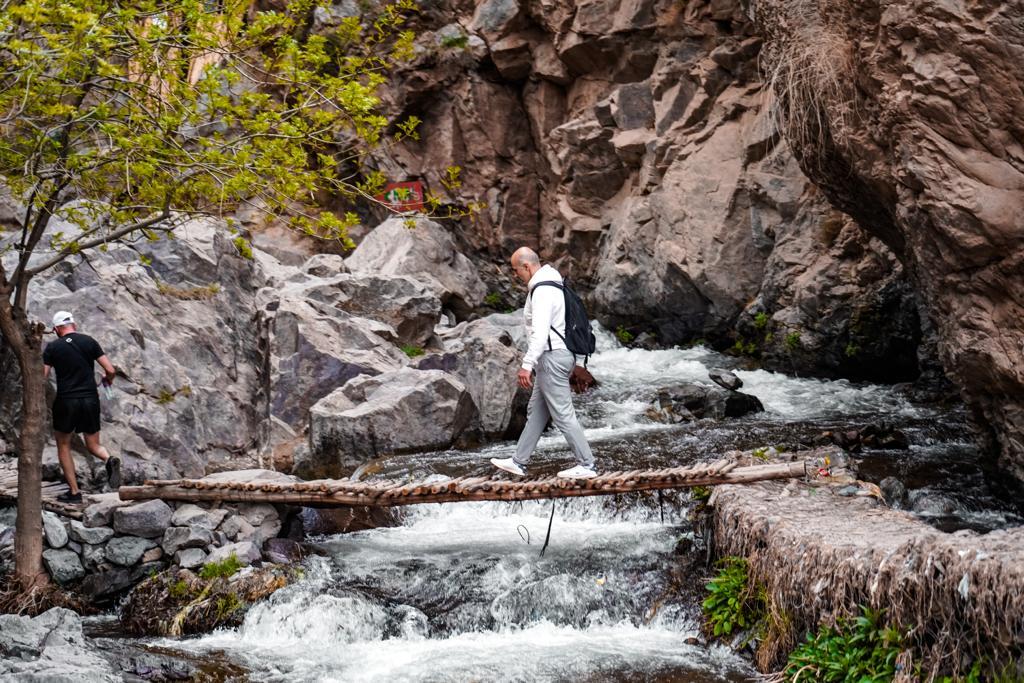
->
[514, 349, 595, 469]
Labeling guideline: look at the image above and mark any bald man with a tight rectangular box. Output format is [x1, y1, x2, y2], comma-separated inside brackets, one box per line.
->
[491, 248, 597, 479]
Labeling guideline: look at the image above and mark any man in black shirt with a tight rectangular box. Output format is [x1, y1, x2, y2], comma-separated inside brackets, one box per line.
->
[42, 311, 121, 503]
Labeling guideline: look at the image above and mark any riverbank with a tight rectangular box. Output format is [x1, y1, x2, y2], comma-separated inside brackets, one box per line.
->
[708, 469, 1024, 679]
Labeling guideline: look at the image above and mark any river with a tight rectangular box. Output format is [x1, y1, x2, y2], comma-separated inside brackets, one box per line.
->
[87, 328, 1022, 681]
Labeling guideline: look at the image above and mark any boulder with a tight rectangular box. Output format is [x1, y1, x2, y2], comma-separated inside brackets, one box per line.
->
[82, 492, 131, 528]
[647, 383, 764, 423]
[263, 538, 304, 564]
[162, 526, 214, 555]
[113, 500, 173, 538]
[79, 562, 166, 604]
[0, 608, 119, 681]
[105, 536, 159, 567]
[68, 520, 114, 545]
[42, 511, 68, 549]
[219, 515, 257, 544]
[346, 217, 487, 318]
[300, 368, 479, 479]
[879, 477, 908, 508]
[175, 548, 207, 569]
[80, 543, 107, 570]
[206, 541, 261, 568]
[42, 549, 85, 584]
[432, 317, 526, 437]
[708, 369, 743, 391]
[170, 503, 228, 530]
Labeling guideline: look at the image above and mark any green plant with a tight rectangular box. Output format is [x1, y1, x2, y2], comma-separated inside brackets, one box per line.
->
[938, 660, 1023, 683]
[844, 342, 860, 358]
[752, 447, 770, 461]
[753, 312, 770, 330]
[168, 579, 190, 599]
[400, 344, 425, 358]
[615, 325, 635, 344]
[440, 33, 468, 49]
[783, 607, 904, 682]
[199, 554, 243, 580]
[214, 592, 243, 620]
[703, 557, 765, 638]
[484, 292, 502, 307]
[784, 332, 801, 351]
[731, 338, 758, 356]
[691, 485, 712, 502]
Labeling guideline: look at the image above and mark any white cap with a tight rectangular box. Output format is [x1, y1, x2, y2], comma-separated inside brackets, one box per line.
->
[52, 311, 74, 328]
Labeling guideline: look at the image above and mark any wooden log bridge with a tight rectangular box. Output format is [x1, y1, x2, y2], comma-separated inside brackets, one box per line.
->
[119, 460, 809, 507]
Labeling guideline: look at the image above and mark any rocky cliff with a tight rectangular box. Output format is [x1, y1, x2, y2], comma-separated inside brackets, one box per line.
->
[751, 0, 1024, 477]
[352, 0, 927, 381]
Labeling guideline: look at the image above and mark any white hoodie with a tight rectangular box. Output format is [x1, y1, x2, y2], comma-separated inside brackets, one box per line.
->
[522, 264, 568, 372]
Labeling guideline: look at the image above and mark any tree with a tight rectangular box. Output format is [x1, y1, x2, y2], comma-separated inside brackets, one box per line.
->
[0, 0, 423, 590]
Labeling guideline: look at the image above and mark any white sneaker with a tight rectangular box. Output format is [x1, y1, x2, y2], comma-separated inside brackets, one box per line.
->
[491, 457, 526, 476]
[557, 465, 597, 479]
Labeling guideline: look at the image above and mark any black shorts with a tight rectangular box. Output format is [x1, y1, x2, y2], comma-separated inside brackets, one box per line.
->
[52, 396, 101, 434]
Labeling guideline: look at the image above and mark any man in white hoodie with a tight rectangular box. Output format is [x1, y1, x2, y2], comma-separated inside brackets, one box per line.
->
[490, 247, 597, 479]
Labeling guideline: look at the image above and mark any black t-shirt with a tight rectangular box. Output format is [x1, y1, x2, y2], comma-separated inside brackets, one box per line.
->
[42, 332, 104, 399]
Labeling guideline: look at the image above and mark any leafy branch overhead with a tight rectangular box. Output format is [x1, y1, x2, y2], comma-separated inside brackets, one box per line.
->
[0, 0, 449, 286]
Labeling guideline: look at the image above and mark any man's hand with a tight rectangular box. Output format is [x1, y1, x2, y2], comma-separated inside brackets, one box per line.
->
[517, 368, 533, 390]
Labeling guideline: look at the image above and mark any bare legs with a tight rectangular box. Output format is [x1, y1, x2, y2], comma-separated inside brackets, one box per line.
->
[55, 430, 110, 494]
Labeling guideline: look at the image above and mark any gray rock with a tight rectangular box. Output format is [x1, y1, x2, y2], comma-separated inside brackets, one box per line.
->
[80, 543, 107, 570]
[238, 503, 278, 527]
[105, 536, 158, 567]
[219, 515, 257, 544]
[648, 382, 763, 422]
[879, 476, 907, 508]
[611, 82, 655, 130]
[346, 217, 487, 318]
[910, 491, 958, 516]
[162, 525, 214, 555]
[82, 492, 131, 528]
[42, 511, 68, 549]
[206, 541, 261, 568]
[708, 369, 743, 391]
[0, 525, 13, 548]
[175, 547, 207, 569]
[66, 540, 82, 554]
[301, 368, 479, 478]
[301, 253, 348, 278]
[434, 317, 527, 438]
[113, 500, 173, 538]
[0, 506, 16, 526]
[263, 538, 304, 564]
[78, 562, 166, 604]
[68, 520, 114, 545]
[170, 503, 225, 530]
[141, 547, 164, 563]
[42, 549, 85, 584]
[0, 608, 119, 680]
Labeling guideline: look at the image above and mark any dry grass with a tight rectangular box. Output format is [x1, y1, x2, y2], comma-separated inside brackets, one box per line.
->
[712, 478, 1024, 680]
[155, 280, 221, 301]
[0, 572, 94, 617]
[756, 1, 856, 171]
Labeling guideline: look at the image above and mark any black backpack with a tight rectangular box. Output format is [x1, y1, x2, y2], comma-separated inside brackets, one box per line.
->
[529, 281, 597, 366]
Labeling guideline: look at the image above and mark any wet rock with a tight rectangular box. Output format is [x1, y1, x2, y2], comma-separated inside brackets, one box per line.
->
[909, 492, 959, 516]
[170, 503, 228, 530]
[42, 548, 85, 584]
[708, 369, 743, 391]
[293, 506, 398, 537]
[82, 492, 131, 527]
[880, 477, 908, 508]
[647, 383, 764, 423]
[113, 500, 173, 538]
[162, 526, 214, 555]
[79, 562, 166, 604]
[175, 548, 207, 569]
[106, 536, 159, 567]
[42, 511, 68, 549]
[822, 423, 910, 452]
[206, 541, 262, 567]
[0, 608, 119, 681]
[68, 520, 114, 545]
[346, 217, 487, 318]
[263, 538, 304, 564]
[301, 368, 479, 479]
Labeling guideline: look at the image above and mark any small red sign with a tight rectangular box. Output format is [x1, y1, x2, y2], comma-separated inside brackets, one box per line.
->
[377, 181, 425, 212]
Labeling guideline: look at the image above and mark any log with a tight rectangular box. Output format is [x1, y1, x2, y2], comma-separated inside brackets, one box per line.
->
[118, 461, 809, 507]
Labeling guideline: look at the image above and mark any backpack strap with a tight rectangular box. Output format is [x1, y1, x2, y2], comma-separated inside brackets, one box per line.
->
[63, 335, 94, 372]
[529, 281, 567, 353]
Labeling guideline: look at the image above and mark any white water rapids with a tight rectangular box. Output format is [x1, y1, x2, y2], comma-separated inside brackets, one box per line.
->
[152, 328, 996, 681]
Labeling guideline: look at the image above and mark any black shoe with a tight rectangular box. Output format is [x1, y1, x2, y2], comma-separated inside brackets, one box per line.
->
[57, 490, 83, 504]
[106, 456, 122, 489]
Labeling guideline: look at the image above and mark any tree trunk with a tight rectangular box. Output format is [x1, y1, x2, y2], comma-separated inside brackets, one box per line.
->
[0, 297, 47, 588]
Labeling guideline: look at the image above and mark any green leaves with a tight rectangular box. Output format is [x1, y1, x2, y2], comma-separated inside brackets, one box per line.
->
[783, 607, 906, 682]
[702, 557, 766, 639]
